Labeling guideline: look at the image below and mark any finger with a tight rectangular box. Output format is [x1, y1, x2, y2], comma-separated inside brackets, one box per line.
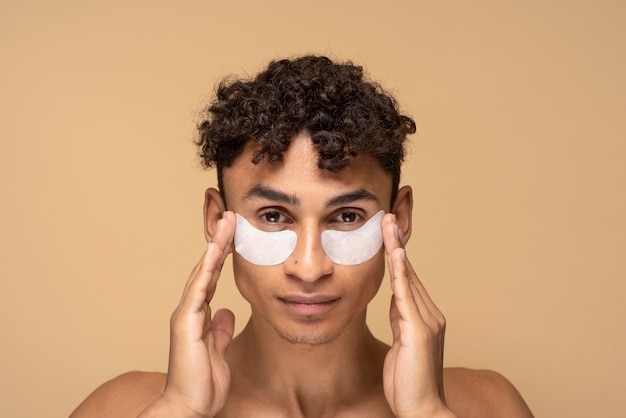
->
[382, 213, 403, 293]
[403, 256, 446, 325]
[205, 211, 236, 301]
[178, 243, 221, 314]
[179, 211, 236, 304]
[382, 212, 411, 291]
[178, 250, 209, 306]
[209, 308, 235, 354]
[388, 247, 423, 322]
[383, 213, 444, 324]
[212, 211, 236, 250]
[382, 214, 422, 315]
[388, 294, 402, 341]
[382, 213, 404, 254]
[179, 213, 236, 314]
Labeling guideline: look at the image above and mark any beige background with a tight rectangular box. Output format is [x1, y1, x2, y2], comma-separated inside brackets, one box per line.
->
[1, 1, 625, 416]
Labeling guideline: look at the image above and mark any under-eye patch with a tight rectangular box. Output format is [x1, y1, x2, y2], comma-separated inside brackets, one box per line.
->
[234, 214, 297, 266]
[320, 210, 384, 265]
[233, 210, 385, 266]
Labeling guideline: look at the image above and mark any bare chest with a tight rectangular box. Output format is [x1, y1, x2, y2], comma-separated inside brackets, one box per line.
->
[215, 391, 395, 418]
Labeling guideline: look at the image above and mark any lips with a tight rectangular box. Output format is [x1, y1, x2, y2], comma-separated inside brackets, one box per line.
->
[278, 295, 340, 316]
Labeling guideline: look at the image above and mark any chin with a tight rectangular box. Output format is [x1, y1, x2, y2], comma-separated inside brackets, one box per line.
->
[275, 328, 340, 346]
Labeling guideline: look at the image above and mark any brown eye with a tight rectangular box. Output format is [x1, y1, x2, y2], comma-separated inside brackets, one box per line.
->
[328, 210, 365, 231]
[339, 211, 359, 223]
[262, 211, 282, 223]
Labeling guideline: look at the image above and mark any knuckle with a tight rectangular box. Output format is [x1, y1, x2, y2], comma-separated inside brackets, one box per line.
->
[438, 313, 447, 329]
[170, 308, 179, 324]
[169, 308, 185, 329]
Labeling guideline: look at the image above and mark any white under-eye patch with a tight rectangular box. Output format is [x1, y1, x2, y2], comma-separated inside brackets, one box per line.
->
[234, 214, 297, 266]
[321, 210, 385, 265]
[234, 210, 385, 266]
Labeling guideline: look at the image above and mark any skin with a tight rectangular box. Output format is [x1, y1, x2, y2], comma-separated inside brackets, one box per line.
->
[70, 133, 534, 418]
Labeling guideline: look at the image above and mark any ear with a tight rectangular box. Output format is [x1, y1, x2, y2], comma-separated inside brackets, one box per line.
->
[203, 188, 226, 243]
[391, 185, 413, 245]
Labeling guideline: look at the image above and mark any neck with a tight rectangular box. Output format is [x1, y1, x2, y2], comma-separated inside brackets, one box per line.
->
[226, 311, 388, 416]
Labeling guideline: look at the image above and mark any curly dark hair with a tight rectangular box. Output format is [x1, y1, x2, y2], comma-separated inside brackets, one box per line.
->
[197, 55, 416, 205]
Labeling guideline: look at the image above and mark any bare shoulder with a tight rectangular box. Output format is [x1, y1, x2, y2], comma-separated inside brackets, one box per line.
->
[443, 367, 534, 418]
[70, 371, 166, 418]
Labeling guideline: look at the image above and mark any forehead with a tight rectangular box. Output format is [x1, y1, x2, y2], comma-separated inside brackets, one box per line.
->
[221, 134, 392, 207]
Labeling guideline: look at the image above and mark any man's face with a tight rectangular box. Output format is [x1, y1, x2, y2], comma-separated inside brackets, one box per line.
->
[221, 133, 393, 346]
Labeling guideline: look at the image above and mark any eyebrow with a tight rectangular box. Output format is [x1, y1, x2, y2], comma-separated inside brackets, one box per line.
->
[324, 188, 379, 208]
[243, 185, 301, 206]
[243, 185, 379, 209]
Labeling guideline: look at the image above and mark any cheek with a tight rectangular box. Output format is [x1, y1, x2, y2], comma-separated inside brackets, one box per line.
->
[368, 258, 386, 294]
[232, 251, 386, 307]
[232, 256, 262, 304]
[344, 252, 386, 301]
[232, 255, 280, 307]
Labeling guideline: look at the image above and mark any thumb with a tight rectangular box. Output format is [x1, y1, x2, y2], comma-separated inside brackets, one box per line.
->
[211, 308, 235, 354]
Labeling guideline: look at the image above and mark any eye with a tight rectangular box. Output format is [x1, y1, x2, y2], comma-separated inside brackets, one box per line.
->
[261, 210, 284, 223]
[330, 210, 364, 229]
[256, 209, 293, 230]
[339, 211, 359, 223]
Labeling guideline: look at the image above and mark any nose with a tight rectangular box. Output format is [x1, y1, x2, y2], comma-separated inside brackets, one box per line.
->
[283, 222, 334, 282]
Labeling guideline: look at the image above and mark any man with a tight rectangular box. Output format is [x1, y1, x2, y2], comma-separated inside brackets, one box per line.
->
[71, 55, 533, 417]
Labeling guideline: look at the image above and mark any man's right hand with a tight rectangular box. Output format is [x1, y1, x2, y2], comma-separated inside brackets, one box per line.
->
[139, 211, 236, 418]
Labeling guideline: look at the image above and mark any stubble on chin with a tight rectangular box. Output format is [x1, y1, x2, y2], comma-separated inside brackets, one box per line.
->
[275, 326, 339, 346]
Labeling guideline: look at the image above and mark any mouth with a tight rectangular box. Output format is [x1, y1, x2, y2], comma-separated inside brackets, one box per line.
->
[278, 295, 340, 316]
